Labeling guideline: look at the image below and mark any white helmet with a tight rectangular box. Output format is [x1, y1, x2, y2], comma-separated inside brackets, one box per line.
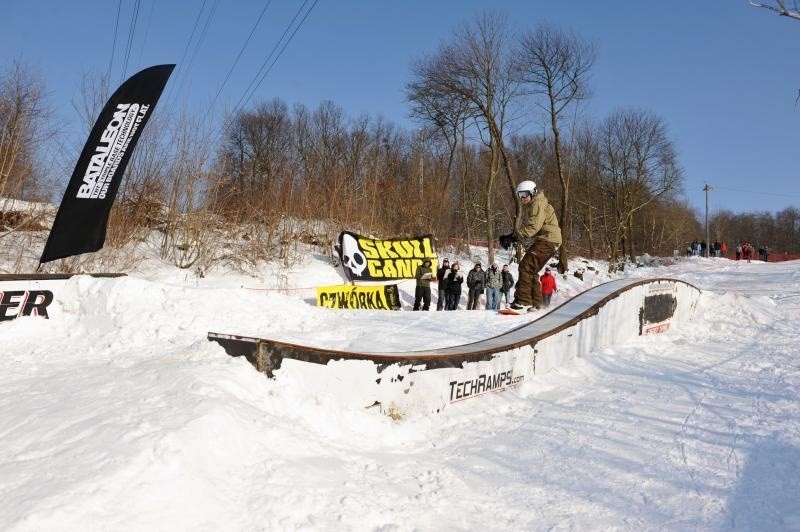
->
[516, 180, 537, 197]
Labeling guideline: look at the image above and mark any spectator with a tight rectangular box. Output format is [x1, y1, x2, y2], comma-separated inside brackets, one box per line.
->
[735, 243, 742, 261]
[484, 262, 503, 310]
[466, 263, 485, 310]
[763, 245, 770, 262]
[435, 258, 450, 311]
[540, 267, 557, 308]
[721, 241, 728, 258]
[700, 240, 707, 257]
[713, 241, 721, 257]
[412, 258, 433, 311]
[500, 264, 514, 309]
[445, 262, 463, 310]
[743, 242, 752, 263]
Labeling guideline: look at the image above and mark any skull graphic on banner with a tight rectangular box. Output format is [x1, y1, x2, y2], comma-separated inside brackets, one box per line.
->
[341, 233, 367, 277]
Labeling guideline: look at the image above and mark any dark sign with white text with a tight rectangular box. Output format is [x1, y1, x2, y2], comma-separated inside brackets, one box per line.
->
[40, 65, 174, 263]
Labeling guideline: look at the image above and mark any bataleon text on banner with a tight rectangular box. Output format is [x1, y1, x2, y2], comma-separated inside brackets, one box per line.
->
[40, 64, 175, 263]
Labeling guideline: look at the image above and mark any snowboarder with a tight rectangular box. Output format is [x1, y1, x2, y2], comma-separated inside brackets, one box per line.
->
[499, 180, 562, 312]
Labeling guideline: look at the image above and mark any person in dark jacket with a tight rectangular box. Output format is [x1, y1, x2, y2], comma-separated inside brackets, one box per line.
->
[445, 262, 463, 310]
[436, 258, 450, 311]
[500, 264, 514, 309]
[413, 258, 433, 311]
[466, 263, 485, 310]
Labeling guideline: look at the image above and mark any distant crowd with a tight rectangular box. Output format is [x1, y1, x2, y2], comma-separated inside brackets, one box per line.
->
[685, 239, 772, 263]
[411, 258, 558, 312]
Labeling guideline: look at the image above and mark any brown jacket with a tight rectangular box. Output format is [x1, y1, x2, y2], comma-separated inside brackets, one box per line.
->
[515, 192, 562, 245]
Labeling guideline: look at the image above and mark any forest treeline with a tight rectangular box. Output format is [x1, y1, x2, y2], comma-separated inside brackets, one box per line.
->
[1, 14, 798, 273]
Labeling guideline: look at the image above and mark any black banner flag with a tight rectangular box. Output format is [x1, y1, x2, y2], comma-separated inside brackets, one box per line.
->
[40, 65, 175, 263]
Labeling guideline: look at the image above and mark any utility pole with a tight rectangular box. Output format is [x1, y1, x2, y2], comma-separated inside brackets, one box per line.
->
[703, 183, 712, 257]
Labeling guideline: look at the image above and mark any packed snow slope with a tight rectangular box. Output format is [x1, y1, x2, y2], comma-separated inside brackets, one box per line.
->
[2, 253, 799, 531]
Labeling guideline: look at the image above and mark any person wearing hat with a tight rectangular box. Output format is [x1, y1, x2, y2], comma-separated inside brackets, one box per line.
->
[413, 258, 434, 311]
[435, 258, 451, 311]
[540, 266, 557, 308]
[466, 262, 485, 310]
[499, 180, 562, 311]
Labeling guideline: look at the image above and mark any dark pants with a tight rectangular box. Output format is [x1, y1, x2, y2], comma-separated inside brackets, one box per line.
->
[413, 286, 431, 310]
[446, 291, 460, 310]
[500, 289, 512, 307]
[437, 288, 447, 310]
[514, 240, 557, 308]
[467, 287, 483, 310]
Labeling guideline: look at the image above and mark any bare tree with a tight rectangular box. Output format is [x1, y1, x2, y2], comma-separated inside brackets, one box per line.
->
[407, 63, 475, 229]
[598, 109, 683, 271]
[223, 98, 293, 203]
[748, 0, 800, 20]
[0, 63, 50, 199]
[410, 12, 519, 264]
[159, 114, 217, 271]
[515, 23, 595, 272]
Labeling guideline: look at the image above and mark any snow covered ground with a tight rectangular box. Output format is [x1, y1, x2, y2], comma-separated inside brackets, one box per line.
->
[1, 250, 799, 531]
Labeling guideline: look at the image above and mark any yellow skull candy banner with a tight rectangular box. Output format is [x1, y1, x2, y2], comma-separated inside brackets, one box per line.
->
[316, 284, 401, 310]
[336, 231, 437, 282]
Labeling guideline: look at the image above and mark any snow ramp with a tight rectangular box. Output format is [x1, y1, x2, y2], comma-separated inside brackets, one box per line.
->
[209, 278, 700, 417]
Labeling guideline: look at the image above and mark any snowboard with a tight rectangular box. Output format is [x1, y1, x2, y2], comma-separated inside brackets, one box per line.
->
[499, 308, 527, 315]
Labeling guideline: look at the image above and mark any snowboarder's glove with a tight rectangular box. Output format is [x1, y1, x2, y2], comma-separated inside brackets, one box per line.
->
[499, 233, 516, 250]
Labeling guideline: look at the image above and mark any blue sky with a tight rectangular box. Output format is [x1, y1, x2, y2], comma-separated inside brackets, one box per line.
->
[3, 0, 799, 215]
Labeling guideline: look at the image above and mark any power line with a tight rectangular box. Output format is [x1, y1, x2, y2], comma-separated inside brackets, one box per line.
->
[164, 0, 209, 106]
[210, 0, 317, 149]
[184, 0, 221, 85]
[713, 185, 800, 199]
[170, 0, 221, 109]
[120, 0, 142, 82]
[225, 0, 319, 133]
[106, 0, 123, 86]
[201, 0, 275, 127]
[240, 0, 319, 111]
[135, 0, 158, 69]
